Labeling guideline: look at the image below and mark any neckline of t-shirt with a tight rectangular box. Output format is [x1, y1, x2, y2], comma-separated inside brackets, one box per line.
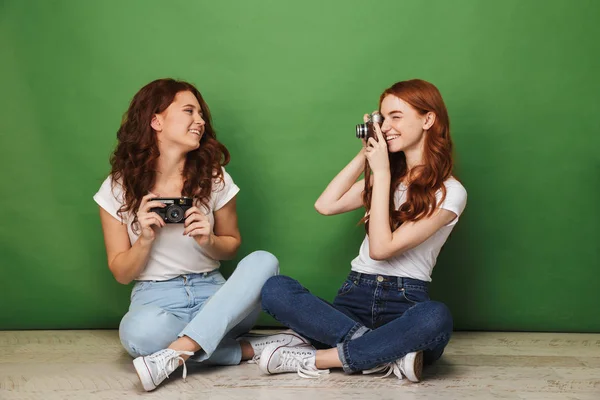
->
[398, 176, 457, 190]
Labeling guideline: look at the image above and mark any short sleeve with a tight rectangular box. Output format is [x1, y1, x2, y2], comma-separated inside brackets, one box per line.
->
[93, 176, 128, 223]
[437, 179, 467, 226]
[212, 167, 240, 211]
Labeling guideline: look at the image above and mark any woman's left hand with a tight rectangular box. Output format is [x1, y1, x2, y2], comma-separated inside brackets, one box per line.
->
[183, 207, 214, 247]
[365, 122, 390, 174]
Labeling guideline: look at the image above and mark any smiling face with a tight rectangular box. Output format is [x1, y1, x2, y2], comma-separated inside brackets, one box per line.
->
[379, 94, 434, 154]
[151, 90, 206, 153]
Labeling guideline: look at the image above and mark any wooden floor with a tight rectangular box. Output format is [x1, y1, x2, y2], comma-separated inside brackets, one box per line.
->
[1, 330, 599, 399]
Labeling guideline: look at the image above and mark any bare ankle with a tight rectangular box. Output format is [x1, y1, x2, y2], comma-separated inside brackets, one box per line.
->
[315, 348, 342, 369]
[239, 340, 254, 360]
[168, 335, 201, 361]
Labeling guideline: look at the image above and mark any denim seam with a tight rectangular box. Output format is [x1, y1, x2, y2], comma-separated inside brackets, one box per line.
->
[400, 290, 417, 304]
[344, 322, 366, 341]
[337, 343, 352, 373]
[349, 326, 370, 341]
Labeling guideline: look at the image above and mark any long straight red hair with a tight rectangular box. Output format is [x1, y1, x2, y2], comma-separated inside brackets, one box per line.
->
[362, 79, 454, 231]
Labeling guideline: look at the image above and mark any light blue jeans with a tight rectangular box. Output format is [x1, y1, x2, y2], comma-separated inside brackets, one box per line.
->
[119, 250, 279, 365]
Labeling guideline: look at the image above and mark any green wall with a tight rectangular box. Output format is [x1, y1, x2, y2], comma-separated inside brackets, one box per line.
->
[1, 0, 598, 332]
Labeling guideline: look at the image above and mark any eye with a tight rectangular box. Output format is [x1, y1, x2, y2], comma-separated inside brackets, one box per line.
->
[184, 109, 193, 114]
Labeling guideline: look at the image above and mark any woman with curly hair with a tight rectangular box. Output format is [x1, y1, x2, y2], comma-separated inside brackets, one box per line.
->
[258, 79, 467, 382]
[93, 79, 307, 391]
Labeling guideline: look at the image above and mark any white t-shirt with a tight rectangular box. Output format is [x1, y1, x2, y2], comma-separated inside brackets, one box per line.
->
[350, 177, 467, 282]
[93, 168, 240, 281]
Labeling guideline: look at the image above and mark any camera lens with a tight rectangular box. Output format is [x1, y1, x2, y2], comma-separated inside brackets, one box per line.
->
[165, 205, 184, 223]
[356, 123, 367, 139]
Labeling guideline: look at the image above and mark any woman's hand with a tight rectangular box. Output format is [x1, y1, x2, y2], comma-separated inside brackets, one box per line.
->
[183, 207, 214, 247]
[365, 119, 390, 174]
[135, 193, 166, 243]
[361, 113, 371, 150]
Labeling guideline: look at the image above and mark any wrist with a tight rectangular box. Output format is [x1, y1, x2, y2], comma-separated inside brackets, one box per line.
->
[355, 149, 367, 170]
[372, 168, 391, 178]
[207, 233, 216, 247]
[196, 233, 216, 248]
[137, 236, 154, 248]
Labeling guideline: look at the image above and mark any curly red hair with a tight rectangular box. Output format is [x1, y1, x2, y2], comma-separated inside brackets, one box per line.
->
[109, 78, 230, 225]
[362, 79, 454, 231]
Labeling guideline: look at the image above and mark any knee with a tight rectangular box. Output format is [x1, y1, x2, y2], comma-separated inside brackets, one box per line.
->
[241, 250, 279, 277]
[422, 301, 454, 335]
[261, 275, 295, 311]
[119, 306, 178, 358]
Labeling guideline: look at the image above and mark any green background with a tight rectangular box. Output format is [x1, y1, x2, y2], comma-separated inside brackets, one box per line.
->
[1, 0, 598, 332]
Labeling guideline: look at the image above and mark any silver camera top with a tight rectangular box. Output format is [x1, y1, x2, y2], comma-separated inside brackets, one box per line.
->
[368, 112, 383, 124]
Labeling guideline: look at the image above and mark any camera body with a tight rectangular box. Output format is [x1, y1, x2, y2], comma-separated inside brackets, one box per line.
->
[150, 197, 193, 223]
[356, 112, 383, 140]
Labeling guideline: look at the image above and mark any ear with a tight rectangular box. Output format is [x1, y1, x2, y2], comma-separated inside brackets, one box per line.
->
[423, 112, 436, 130]
[151, 115, 162, 132]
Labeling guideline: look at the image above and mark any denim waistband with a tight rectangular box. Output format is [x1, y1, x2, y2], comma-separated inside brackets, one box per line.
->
[347, 271, 428, 290]
[137, 269, 221, 284]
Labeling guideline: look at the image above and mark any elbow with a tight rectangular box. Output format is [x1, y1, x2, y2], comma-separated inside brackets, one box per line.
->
[114, 274, 133, 285]
[109, 265, 133, 285]
[369, 244, 393, 261]
[369, 249, 389, 261]
[224, 248, 240, 261]
[369, 244, 407, 261]
[314, 201, 332, 216]
[223, 238, 242, 260]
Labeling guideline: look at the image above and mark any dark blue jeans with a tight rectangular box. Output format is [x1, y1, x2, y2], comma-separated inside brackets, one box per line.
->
[261, 271, 453, 373]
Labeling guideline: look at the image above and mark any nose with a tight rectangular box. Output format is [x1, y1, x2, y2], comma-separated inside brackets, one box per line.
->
[195, 113, 205, 126]
[380, 118, 391, 133]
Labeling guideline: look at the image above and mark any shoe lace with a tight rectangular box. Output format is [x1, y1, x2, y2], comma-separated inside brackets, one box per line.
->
[149, 349, 194, 381]
[362, 360, 404, 380]
[277, 350, 330, 379]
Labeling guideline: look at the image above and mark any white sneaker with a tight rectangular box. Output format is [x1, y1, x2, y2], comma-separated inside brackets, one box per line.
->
[239, 329, 310, 363]
[133, 348, 194, 391]
[363, 351, 423, 383]
[258, 343, 330, 378]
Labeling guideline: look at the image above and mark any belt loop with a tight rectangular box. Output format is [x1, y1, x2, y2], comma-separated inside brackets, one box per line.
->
[397, 277, 403, 291]
[354, 272, 361, 284]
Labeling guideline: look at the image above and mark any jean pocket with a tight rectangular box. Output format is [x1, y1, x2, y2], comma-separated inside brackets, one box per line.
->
[210, 272, 226, 285]
[130, 281, 151, 301]
[400, 285, 430, 304]
[336, 279, 356, 297]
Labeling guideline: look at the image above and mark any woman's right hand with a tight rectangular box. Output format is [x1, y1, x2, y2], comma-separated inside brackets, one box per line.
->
[136, 193, 166, 243]
[359, 111, 379, 154]
[362, 113, 370, 149]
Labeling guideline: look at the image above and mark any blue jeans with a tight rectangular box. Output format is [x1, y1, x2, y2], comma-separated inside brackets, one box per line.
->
[119, 251, 279, 365]
[261, 271, 453, 373]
